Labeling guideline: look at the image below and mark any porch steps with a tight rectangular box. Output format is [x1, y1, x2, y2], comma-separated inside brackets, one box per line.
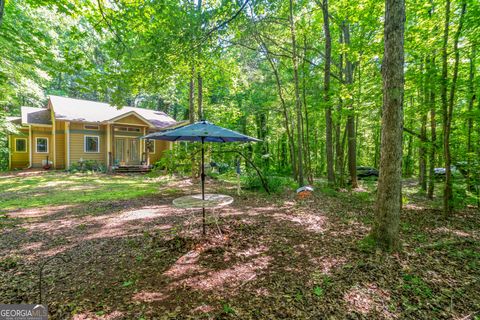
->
[113, 165, 151, 174]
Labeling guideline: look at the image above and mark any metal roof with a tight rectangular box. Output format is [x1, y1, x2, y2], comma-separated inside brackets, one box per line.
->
[21, 107, 52, 125]
[49, 95, 176, 128]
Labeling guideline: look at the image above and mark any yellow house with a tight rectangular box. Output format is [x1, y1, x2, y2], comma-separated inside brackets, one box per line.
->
[7, 96, 177, 170]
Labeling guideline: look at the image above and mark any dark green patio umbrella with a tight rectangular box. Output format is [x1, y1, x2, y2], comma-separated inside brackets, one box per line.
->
[142, 120, 260, 235]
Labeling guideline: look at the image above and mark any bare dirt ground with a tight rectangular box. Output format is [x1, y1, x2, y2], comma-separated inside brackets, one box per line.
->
[0, 173, 479, 319]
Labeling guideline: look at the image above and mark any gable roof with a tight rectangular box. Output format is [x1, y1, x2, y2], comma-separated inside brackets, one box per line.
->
[21, 107, 52, 126]
[109, 111, 154, 126]
[49, 95, 176, 129]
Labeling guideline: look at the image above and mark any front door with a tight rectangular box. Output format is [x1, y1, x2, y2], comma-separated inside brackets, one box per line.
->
[114, 138, 140, 165]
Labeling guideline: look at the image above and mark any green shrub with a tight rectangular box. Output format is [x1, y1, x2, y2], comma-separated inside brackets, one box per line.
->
[154, 147, 195, 175]
[68, 160, 106, 173]
[241, 172, 295, 193]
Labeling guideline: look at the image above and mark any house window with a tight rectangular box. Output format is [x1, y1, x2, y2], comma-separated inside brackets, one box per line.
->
[84, 124, 100, 130]
[114, 127, 141, 132]
[84, 136, 100, 153]
[146, 140, 155, 153]
[15, 138, 27, 152]
[36, 137, 48, 153]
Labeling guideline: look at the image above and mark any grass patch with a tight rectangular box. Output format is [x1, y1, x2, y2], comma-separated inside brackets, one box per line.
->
[402, 274, 432, 298]
[0, 172, 168, 211]
[357, 234, 377, 253]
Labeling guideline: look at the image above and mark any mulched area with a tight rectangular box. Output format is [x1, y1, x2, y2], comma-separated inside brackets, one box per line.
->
[0, 177, 479, 319]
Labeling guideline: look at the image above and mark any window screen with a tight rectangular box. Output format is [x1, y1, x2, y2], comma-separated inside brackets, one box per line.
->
[15, 139, 27, 152]
[85, 136, 99, 152]
[36, 138, 48, 153]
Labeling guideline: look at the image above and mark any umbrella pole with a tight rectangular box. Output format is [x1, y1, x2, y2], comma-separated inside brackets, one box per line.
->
[201, 137, 206, 236]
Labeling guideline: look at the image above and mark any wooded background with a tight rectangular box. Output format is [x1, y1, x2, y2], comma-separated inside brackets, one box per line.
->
[0, 0, 479, 212]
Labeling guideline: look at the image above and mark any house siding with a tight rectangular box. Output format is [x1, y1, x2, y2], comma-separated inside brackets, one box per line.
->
[69, 122, 106, 165]
[7, 99, 175, 171]
[149, 140, 171, 164]
[55, 121, 65, 169]
[32, 126, 53, 168]
[114, 114, 149, 126]
[10, 129, 30, 169]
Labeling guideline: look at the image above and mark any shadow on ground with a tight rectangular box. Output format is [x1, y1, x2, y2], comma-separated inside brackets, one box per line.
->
[0, 174, 479, 319]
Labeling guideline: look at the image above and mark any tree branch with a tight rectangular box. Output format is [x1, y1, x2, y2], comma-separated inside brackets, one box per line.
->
[96, 0, 126, 50]
[204, 0, 250, 40]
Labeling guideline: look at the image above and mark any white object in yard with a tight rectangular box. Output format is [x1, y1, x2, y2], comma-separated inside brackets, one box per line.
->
[296, 186, 314, 193]
[172, 194, 234, 209]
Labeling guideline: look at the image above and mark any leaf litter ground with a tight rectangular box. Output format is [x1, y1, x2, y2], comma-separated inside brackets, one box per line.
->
[0, 172, 479, 319]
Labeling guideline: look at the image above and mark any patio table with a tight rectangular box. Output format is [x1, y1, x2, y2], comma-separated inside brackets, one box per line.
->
[173, 194, 233, 234]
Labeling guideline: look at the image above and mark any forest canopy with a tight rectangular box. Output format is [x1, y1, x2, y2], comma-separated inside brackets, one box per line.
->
[0, 0, 479, 209]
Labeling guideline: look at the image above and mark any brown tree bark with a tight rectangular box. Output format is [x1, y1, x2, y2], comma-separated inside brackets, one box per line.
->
[335, 31, 345, 187]
[466, 45, 475, 190]
[322, 0, 335, 186]
[419, 59, 428, 191]
[289, 0, 304, 186]
[427, 57, 437, 199]
[442, 1, 466, 215]
[372, 0, 405, 251]
[440, 0, 451, 213]
[302, 36, 313, 183]
[343, 22, 358, 188]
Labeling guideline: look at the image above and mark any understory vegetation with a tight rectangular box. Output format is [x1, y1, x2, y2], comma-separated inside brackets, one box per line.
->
[0, 171, 478, 319]
[0, 0, 479, 318]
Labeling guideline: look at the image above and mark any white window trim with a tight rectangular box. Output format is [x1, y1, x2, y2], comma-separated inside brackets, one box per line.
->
[35, 137, 49, 153]
[14, 138, 28, 153]
[147, 140, 155, 153]
[84, 135, 100, 153]
[84, 124, 100, 130]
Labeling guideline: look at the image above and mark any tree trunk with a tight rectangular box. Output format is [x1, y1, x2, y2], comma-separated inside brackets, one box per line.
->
[427, 57, 437, 199]
[335, 30, 344, 187]
[197, 73, 203, 120]
[466, 45, 475, 190]
[419, 115, 427, 189]
[196, 0, 203, 121]
[189, 64, 196, 178]
[374, 123, 380, 169]
[343, 22, 358, 188]
[419, 59, 428, 191]
[289, 0, 304, 186]
[440, 0, 451, 213]
[0, 0, 4, 28]
[189, 67, 195, 124]
[303, 35, 313, 183]
[322, 0, 335, 186]
[372, 0, 405, 251]
[404, 121, 413, 176]
[265, 54, 297, 178]
[442, 1, 466, 215]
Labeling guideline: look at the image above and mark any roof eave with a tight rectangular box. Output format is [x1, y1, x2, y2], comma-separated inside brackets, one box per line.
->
[107, 110, 156, 128]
